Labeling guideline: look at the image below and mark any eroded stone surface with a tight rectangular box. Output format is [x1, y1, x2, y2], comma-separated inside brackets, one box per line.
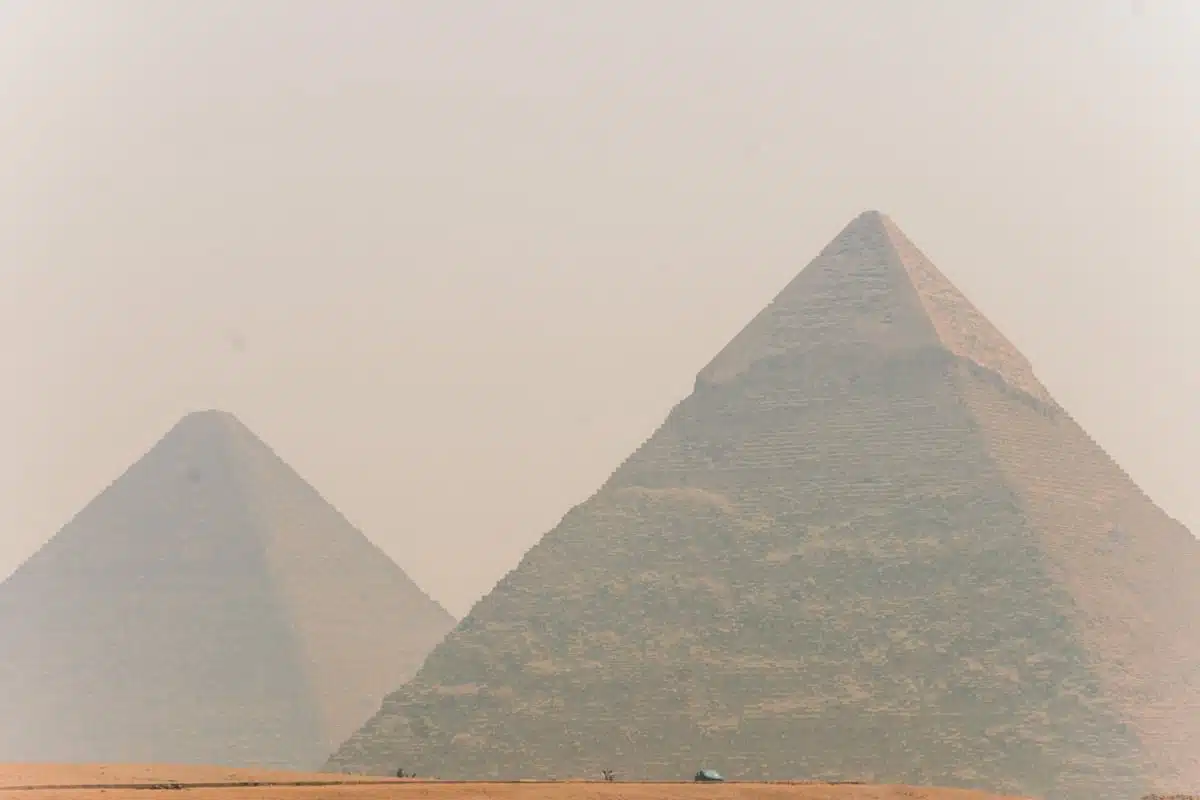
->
[327, 213, 1200, 800]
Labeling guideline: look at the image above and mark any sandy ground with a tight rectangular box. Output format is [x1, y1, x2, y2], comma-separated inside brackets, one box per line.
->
[0, 765, 1027, 800]
[0, 763, 401, 787]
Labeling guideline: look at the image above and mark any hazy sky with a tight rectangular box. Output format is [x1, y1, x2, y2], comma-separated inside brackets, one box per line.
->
[2, 0, 1197, 617]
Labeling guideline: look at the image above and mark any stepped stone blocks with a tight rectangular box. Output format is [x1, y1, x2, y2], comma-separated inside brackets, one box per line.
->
[326, 211, 1200, 800]
[0, 411, 455, 770]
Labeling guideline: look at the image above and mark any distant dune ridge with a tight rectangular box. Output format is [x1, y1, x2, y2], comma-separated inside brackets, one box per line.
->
[0, 410, 455, 770]
[327, 212, 1200, 800]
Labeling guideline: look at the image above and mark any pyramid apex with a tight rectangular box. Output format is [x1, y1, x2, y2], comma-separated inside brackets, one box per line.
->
[850, 208, 889, 224]
[695, 209, 1051, 404]
[179, 408, 240, 423]
[842, 209, 906, 239]
[153, 409, 266, 467]
[170, 408, 249, 436]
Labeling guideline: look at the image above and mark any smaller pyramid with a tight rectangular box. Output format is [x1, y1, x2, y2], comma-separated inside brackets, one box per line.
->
[0, 410, 455, 770]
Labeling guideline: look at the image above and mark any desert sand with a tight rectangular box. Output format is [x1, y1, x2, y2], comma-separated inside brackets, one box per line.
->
[0, 765, 1028, 800]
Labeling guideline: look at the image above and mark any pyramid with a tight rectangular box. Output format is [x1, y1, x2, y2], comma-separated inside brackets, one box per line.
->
[326, 212, 1200, 800]
[0, 410, 455, 770]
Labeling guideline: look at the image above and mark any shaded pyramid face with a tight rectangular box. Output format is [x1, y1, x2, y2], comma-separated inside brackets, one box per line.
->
[327, 212, 1200, 800]
[0, 410, 455, 770]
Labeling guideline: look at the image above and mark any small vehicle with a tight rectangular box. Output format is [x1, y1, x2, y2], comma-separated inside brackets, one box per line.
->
[694, 769, 725, 782]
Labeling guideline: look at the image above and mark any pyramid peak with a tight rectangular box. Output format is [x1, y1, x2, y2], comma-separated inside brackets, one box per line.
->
[696, 210, 1052, 404]
[844, 208, 890, 228]
[165, 409, 260, 445]
[184, 407, 238, 419]
[177, 408, 243, 426]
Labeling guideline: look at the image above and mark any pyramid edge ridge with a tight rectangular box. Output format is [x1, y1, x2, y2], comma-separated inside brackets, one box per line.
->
[877, 215, 1057, 407]
[214, 418, 458, 624]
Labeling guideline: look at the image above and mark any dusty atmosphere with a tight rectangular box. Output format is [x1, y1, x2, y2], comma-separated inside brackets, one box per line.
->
[3, 0, 1198, 617]
[1, 4, 1196, 800]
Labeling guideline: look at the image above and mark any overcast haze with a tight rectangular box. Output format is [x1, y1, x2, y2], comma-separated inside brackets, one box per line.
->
[2, 0, 1197, 617]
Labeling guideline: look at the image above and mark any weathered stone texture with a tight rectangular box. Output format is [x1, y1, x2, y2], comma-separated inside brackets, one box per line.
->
[327, 212, 1200, 800]
[0, 411, 455, 770]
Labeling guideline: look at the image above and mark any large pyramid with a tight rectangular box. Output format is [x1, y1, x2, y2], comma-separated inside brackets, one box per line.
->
[0, 410, 455, 769]
[327, 212, 1200, 800]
